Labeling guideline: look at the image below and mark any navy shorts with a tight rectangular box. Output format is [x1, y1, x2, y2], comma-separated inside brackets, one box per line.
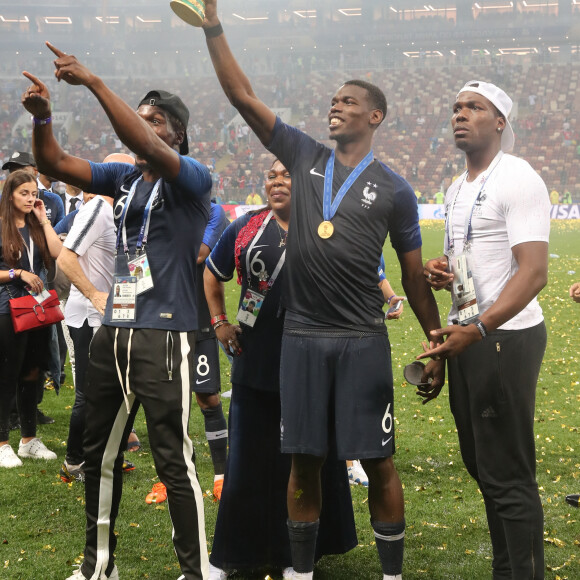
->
[279, 329, 395, 460]
[191, 337, 221, 393]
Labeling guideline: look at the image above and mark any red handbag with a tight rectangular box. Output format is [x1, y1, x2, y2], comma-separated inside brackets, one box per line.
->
[7, 289, 64, 333]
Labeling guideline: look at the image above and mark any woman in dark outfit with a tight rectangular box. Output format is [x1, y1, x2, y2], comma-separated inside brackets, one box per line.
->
[0, 170, 62, 468]
[204, 159, 357, 579]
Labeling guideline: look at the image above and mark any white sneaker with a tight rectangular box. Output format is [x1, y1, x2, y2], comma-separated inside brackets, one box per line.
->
[283, 570, 313, 579]
[208, 563, 229, 579]
[18, 438, 57, 460]
[65, 564, 119, 579]
[347, 460, 368, 487]
[0, 444, 23, 468]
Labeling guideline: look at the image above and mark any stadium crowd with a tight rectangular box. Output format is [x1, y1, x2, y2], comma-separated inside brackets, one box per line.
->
[1, 59, 579, 204]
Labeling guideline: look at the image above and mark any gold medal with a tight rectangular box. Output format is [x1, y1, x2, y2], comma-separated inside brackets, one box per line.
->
[318, 221, 334, 239]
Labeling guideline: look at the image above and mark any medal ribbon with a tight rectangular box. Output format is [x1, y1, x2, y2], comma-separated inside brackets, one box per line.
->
[245, 210, 286, 292]
[323, 149, 374, 221]
[116, 177, 162, 256]
[445, 151, 503, 255]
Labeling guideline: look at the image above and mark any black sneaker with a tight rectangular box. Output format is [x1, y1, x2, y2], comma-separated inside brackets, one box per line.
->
[44, 377, 57, 391]
[60, 461, 86, 483]
[566, 494, 579, 508]
[37, 409, 55, 425]
[122, 458, 136, 473]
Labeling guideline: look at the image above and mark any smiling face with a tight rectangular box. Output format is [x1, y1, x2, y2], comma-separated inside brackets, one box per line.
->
[11, 180, 38, 218]
[451, 91, 505, 155]
[265, 160, 291, 218]
[328, 84, 383, 145]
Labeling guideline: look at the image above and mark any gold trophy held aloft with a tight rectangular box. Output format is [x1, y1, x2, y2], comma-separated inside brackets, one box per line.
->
[170, 0, 205, 27]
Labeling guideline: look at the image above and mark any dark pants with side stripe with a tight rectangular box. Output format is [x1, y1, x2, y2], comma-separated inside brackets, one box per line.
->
[448, 321, 546, 580]
[80, 326, 208, 580]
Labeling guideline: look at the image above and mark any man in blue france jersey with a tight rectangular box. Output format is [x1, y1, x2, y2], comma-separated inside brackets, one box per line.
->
[22, 42, 212, 580]
[196, 2, 445, 579]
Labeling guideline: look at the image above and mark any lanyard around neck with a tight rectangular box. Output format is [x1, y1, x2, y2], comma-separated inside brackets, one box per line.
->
[115, 176, 162, 256]
[245, 210, 286, 291]
[323, 149, 374, 221]
[445, 151, 503, 254]
[20, 229, 35, 273]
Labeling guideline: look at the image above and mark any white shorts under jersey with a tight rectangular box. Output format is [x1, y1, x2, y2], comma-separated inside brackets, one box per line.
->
[445, 153, 550, 331]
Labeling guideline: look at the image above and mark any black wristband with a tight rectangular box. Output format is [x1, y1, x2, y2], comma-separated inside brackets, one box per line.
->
[204, 22, 223, 38]
[474, 319, 488, 338]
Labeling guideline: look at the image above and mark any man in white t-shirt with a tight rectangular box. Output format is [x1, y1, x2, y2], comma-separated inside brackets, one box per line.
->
[56, 192, 115, 482]
[421, 81, 550, 579]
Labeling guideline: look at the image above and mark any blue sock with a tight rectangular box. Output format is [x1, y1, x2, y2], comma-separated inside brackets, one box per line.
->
[287, 519, 319, 573]
[372, 519, 405, 575]
[201, 403, 228, 475]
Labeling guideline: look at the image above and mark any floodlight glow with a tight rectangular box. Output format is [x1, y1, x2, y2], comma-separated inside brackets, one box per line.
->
[136, 16, 162, 23]
[474, 2, 513, 9]
[44, 17, 72, 24]
[338, 8, 362, 16]
[0, 15, 30, 23]
[95, 16, 120, 24]
[294, 10, 317, 18]
[232, 13, 269, 21]
[498, 46, 538, 54]
[403, 50, 443, 58]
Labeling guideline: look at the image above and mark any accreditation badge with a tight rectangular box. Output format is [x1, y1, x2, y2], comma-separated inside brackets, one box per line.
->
[111, 276, 138, 321]
[128, 252, 154, 295]
[237, 289, 265, 328]
[450, 253, 480, 324]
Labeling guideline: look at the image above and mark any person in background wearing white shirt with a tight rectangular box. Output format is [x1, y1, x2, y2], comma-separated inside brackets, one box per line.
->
[56, 189, 113, 482]
[61, 182, 84, 215]
[421, 81, 550, 579]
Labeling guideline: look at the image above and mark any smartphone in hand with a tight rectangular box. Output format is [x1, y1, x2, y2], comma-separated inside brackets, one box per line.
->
[386, 299, 403, 317]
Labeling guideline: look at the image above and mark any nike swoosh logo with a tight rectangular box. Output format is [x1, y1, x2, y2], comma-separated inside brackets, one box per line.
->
[120, 184, 131, 193]
[310, 168, 324, 178]
[252, 245, 268, 249]
[381, 436, 393, 447]
[196, 378, 210, 384]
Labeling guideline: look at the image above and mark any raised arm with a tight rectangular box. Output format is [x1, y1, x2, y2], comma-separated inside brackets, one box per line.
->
[32, 199, 63, 259]
[21, 71, 92, 191]
[202, 0, 276, 146]
[23, 43, 181, 184]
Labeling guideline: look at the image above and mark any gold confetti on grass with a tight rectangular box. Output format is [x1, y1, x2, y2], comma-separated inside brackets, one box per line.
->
[422, 521, 449, 529]
[544, 537, 566, 547]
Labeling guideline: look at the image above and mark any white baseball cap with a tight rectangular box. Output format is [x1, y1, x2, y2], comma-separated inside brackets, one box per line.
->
[456, 80, 515, 152]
